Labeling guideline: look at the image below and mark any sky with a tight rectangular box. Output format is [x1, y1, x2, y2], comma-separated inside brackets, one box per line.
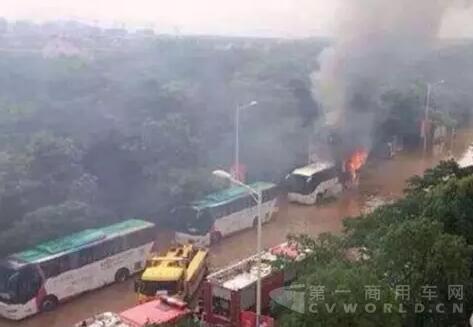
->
[1, 0, 473, 38]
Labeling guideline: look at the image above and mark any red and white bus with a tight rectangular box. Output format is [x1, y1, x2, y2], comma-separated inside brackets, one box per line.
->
[0, 219, 155, 320]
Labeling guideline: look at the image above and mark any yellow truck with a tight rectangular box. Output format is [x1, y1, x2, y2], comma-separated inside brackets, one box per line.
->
[135, 244, 208, 303]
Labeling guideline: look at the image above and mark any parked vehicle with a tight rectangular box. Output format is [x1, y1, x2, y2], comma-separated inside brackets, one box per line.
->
[458, 143, 473, 168]
[201, 242, 308, 327]
[0, 219, 155, 320]
[174, 182, 279, 246]
[285, 161, 342, 205]
[135, 244, 208, 303]
[74, 296, 192, 327]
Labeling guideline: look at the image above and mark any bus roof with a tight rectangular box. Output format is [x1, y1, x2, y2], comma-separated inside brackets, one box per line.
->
[291, 162, 334, 177]
[193, 181, 276, 210]
[458, 143, 473, 168]
[10, 219, 154, 264]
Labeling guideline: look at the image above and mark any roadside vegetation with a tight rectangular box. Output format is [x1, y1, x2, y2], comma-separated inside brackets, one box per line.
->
[0, 21, 472, 257]
[277, 160, 473, 326]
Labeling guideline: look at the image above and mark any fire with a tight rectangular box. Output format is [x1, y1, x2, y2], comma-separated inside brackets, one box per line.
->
[345, 149, 368, 184]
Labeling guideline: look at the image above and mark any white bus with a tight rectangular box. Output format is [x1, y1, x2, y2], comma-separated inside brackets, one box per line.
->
[174, 182, 279, 246]
[458, 143, 473, 168]
[0, 219, 155, 320]
[285, 162, 342, 205]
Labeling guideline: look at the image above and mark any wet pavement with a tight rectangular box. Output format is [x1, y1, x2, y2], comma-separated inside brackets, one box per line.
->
[2, 130, 472, 327]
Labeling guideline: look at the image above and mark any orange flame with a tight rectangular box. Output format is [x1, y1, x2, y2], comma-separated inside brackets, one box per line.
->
[345, 149, 368, 182]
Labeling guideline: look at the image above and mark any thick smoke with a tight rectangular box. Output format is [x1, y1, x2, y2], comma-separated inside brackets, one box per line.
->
[313, 0, 472, 155]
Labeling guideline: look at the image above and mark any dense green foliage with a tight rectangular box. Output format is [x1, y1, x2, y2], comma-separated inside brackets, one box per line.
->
[0, 23, 326, 256]
[0, 21, 472, 257]
[278, 161, 473, 326]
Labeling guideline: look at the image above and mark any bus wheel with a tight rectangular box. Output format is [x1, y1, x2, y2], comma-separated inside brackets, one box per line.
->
[210, 231, 222, 245]
[41, 295, 59, 312]
[115, 268, 130, 283]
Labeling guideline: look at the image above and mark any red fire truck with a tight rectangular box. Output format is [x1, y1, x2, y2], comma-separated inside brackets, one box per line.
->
[201, 242, 308, 327]
[75, 296, 192, 327]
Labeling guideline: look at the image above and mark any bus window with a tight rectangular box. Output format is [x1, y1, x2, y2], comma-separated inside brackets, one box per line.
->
[0, 265, 18, 303]
[193, 210, 213, 235]
[246, 196, 253, 207]
[262, 186, 278, 202]
[40, 260, 60, 278]
[290, 174, 311, 194]
[91, 243, 107, 262]
[126, 227, 155, 249]
[233, 198, 241, 212]
[103, 238, 123, 256]
[78, 247, 94, 267]
[16, 267, 41, 304]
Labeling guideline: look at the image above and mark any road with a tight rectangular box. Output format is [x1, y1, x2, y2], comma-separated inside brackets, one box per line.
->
[2, 133, 471, 327]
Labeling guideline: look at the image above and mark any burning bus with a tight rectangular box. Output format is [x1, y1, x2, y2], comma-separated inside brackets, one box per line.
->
[285, 161, 342, 205]
[285, 148, 367, 205]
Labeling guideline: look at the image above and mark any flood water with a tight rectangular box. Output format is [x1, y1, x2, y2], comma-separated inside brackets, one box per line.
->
[2, 131, 472, 327]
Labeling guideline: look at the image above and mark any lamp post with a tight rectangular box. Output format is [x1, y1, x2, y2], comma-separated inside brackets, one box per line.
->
[235, 101, 258, 181]
[423, 80, 444, 158]
[212, 169, 263, 326]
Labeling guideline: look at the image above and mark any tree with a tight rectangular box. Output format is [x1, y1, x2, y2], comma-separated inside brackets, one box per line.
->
[0, 200, 109, 256]
[1, 23, 472, 261]
[370, 218, 471, 326]
[280, 162, 473, 326]
[276, 234, 402, 327]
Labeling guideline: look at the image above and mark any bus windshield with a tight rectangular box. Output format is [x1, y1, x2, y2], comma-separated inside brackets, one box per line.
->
[286, 166, 338, 195]
[286, 174, 313, 195]
[0, 265, 18, 303]
[174, 207, 213, 236]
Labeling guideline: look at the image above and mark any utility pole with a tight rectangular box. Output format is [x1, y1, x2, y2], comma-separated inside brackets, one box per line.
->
[212, 170, 263, 327]
[423, 83, 432, 158]
[234, 101, 257, 181]
[423, 80, 445, 158]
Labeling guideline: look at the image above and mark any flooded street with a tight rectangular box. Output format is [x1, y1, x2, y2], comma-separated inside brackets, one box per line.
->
[2, 132, 471, 327]
[209, 151, 436, 268]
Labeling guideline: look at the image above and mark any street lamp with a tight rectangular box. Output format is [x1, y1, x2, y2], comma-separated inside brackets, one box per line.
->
[235, 101, 258, 181]
[212, 169, 263, 327]
[423, 80, 445, 157]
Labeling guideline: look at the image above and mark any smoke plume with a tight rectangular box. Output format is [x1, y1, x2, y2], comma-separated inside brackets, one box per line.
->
[313, 0, 472, 154]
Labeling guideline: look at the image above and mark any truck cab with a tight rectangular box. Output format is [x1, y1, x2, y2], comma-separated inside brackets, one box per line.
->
[136, 244, 208, 303]
[74, 296, 192, 327]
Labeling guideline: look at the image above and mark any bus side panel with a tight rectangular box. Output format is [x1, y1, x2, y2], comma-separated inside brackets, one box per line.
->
[42, 242, 153, 302]
[213, 199, 277, 237]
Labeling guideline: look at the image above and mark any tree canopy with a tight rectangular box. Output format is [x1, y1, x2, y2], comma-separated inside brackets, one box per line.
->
[0, 20, 472, 257]
[278, 161, 473, 327]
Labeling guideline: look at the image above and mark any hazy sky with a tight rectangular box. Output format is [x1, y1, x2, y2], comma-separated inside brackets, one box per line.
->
[1, 0, 473, 37]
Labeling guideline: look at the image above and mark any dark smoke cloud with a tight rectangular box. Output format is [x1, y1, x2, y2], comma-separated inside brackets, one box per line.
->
[312, 0, 473, 153]
[290, 79, 320, 126]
